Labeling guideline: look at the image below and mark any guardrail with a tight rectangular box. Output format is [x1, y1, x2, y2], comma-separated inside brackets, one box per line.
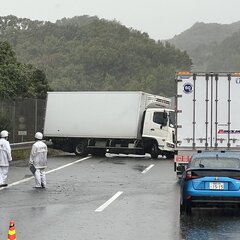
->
[10, 141, 35, 150]
[10, 140, 51, 150]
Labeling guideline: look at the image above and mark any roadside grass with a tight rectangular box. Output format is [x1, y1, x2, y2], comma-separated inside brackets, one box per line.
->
[12, 148, 64, 160]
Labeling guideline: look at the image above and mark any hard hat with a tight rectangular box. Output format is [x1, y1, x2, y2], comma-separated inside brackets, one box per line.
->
[35, 132, 43, 140]
[1, 130, 8, 138]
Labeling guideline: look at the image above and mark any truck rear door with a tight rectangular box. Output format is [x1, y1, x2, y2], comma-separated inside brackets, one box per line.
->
[176, 72, 240, 150]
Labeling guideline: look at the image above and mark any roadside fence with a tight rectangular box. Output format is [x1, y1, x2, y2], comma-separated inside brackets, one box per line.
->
[0, 98, 46, 143]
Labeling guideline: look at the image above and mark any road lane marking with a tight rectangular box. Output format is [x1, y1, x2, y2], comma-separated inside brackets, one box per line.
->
[46, 156, 92, 174]
[141, 164, 154, 174]
[95, 191, 123, 212]
[0, 156, 91, 191]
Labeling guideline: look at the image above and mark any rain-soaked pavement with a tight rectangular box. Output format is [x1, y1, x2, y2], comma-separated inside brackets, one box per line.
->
[0, 153, 240, 240]
[180, 209, 240, 240]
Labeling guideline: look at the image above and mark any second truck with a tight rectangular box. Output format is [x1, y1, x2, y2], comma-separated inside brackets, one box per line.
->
[174, 72, 240, 177]
[43, 91, 175, 159]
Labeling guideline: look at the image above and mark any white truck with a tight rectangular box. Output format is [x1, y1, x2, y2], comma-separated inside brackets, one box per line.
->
[174, 72, 240, 177]
[43, 91, 175, 158]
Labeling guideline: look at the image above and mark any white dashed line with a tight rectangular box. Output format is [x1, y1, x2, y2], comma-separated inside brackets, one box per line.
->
[141, 164, 154, 174]
[95, 191, 123, 212]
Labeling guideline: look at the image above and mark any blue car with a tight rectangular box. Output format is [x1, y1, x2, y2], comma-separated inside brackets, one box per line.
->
[179, 151, 240, 215]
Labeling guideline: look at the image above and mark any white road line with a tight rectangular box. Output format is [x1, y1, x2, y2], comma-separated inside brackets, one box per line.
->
[0, 156, 91, 191]
[95, 191, 123, 212]
[46, 156, 91, 174]
[141, 164, 154, 174]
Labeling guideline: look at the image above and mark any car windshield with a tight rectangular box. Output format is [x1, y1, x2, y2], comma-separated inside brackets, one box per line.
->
[190, 157, 240, 169]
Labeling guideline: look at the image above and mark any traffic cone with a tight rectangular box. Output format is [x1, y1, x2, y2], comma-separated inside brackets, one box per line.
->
[7, 220, 16, 240]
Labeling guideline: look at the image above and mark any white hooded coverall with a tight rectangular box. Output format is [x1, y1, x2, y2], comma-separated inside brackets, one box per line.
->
[29, 140, 48, 188]
[0, 138, 12, 184]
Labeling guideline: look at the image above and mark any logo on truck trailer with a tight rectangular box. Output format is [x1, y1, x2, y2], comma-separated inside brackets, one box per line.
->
[183, 83, 193, 94]
[218, 129, 240, 134]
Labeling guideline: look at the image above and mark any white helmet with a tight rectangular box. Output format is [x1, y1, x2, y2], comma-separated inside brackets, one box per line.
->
[1, 130, 9, 138]
[35, 132, 43, 140]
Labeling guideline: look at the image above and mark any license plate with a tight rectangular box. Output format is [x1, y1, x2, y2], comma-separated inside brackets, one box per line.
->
[209, 182, 224, 190]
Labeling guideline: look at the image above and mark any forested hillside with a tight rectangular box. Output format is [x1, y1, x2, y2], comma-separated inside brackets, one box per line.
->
[0, 41, 50, 100]
[0, 15, 192, 97]
[206, 31, 240, 71]
[169, 21, 240, 71]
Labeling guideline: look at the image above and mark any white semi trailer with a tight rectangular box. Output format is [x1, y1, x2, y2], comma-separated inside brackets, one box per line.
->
[43, 91, 175, 158]
[174, 72, 240, 177]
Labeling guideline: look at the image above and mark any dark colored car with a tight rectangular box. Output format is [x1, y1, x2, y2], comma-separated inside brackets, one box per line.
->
[179, 151, 240, 215]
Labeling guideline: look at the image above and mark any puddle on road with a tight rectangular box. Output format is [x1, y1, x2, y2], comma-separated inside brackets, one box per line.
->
[180, 208, 240, 240]
[133, 165, 146, 172]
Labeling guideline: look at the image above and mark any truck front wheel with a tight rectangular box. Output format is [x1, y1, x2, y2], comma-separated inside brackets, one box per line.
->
[75, 142, 88, 156]
[150, 143, 159, 159]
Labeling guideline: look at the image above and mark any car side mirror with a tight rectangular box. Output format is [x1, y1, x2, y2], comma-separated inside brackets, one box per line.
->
[176, 165, 185, 172]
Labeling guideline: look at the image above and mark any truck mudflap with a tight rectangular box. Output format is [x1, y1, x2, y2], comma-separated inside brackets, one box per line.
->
[174, 155, 192, 177]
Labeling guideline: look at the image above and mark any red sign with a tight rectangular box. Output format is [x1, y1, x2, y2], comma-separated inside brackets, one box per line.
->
[174, 155, 192, 162]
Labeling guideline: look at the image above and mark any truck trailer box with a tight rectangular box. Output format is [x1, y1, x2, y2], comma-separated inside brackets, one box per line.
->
[176, 72, 240, 150]
[44, 91, 152, 139]
[174, 72, 240, 176]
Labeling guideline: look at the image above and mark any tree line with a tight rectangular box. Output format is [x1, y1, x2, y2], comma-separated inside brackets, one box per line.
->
[0, 15, 192, 98]
[169, 21, 240, 72]
[0, 41, 50, 100]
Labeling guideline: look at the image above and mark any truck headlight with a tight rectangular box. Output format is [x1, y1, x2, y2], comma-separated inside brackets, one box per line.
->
[167, 142, 175, 148]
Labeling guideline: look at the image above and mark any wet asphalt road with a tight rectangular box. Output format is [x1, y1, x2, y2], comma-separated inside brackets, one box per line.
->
[1, 153, 240, 240]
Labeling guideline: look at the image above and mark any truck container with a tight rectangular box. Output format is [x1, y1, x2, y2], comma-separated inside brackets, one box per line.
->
[174, 72, 240, 177]
[43, 91, 175, 158]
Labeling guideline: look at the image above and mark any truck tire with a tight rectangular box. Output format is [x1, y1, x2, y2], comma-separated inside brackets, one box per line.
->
[150, 143, 159, 159]
[74, 142, 88, 156]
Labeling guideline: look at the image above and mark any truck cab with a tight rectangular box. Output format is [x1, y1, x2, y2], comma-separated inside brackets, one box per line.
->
[142, 108, 175, 158]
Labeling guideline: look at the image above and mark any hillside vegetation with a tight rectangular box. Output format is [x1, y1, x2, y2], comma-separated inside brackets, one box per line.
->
[0, 41, 50, 100]
[0, 15, 192, 97]
[169, 21, 240, 71]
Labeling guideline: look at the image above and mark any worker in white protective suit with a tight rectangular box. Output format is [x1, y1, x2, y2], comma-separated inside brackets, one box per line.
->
[29, 132, 48, 188]
[0, 130, 12, 187]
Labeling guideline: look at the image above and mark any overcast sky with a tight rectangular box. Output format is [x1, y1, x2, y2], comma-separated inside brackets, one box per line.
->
[1, 0, 240, 40]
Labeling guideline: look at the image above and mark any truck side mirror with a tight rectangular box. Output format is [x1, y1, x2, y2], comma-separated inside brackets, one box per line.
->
[163, 111, 167, 119]
[161, 111, 168, 126]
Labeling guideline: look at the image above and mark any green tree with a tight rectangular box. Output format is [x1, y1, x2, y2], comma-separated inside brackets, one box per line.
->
[0, 16, 192, 97]
[0, 41, 50, 99]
